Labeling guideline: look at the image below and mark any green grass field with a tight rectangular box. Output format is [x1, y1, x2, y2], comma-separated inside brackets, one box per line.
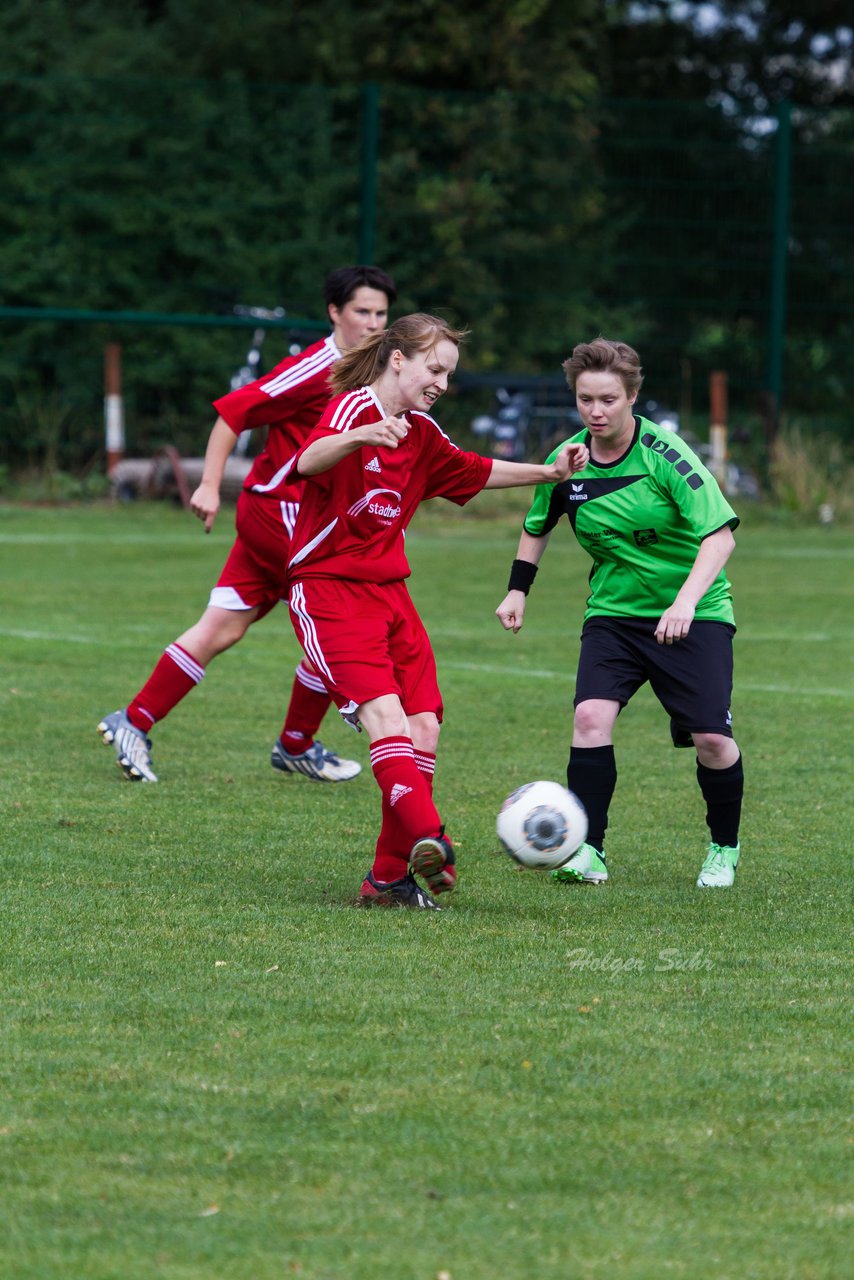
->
[1, 498, 851, 1280]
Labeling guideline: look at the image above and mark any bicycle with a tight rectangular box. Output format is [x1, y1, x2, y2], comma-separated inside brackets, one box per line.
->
[229, 305, 287, 456]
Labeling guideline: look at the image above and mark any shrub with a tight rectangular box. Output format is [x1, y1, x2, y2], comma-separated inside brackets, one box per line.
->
[767, 425, 853, 523]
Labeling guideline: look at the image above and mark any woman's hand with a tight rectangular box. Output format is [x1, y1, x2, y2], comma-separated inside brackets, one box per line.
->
[356, 416, 410, 449]
[654, 599, 696, 644]
[299, 416, 410, 475]
[496, 589, 528, 634]
[190, 480, 221, 533]
[549, 441, 589, 482]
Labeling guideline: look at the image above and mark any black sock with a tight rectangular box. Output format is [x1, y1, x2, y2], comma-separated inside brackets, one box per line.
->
[696, 754, 744, 847]
[567, 745, 617, 854]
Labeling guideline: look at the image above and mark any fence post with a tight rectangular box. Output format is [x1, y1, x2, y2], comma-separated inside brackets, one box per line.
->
[104, 342, 125, 474]
[709, 370, 728, 491]
[358, 82, 379, 264]
[766, 99, 792, 440]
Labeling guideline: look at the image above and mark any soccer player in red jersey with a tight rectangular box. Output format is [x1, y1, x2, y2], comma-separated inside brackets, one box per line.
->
[98, 265, 397, 783]
[285, 313, 589, 908]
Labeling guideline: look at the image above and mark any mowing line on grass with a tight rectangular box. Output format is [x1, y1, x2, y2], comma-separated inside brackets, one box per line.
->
[739, 546, 854, 559]
[1, 629, 103, 644]
[0, 531, 231, 547]
[440, 659, 854, 700]
[7, 626, 846, 645]
[2, 630, 852, 699]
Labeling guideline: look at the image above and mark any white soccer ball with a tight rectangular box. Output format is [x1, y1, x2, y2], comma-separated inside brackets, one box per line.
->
[496, 780, 588, 870]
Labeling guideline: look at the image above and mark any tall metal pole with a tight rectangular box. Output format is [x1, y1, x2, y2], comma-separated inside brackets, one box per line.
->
[767, 99, 792, 436]
[358, 82, 379, 264]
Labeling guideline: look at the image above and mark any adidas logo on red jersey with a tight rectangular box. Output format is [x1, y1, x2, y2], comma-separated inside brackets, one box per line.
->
[365, 456, 382, 473]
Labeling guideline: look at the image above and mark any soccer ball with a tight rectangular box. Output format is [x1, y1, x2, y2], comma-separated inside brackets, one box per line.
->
[496, 780, 588, 870]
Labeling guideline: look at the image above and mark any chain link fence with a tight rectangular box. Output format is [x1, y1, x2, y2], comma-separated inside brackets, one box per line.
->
[1, 75, 851, 476]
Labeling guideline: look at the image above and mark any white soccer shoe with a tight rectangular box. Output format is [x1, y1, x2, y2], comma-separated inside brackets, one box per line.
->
[97, 709, 158, 782]
[271, 738, 361, 783]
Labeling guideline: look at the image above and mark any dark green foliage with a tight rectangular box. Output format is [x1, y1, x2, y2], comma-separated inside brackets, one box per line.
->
[604, 0, 854, 111]
[0, 1, 852, 470]
[0, 66, 358, 415]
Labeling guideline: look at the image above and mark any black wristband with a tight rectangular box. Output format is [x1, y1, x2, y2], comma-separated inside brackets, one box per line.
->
[507, 559, 538, 595]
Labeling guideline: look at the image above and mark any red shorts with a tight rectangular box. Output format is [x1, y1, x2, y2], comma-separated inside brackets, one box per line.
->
[288, 577, 443, 722]
[208, 491, 299, 619]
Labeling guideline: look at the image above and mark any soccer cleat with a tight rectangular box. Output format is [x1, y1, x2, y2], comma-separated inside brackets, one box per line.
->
[696, 841, 740, 888]
[97, 709, 158, 782]
[551, 842, 608, 885]
[270, 737, 361, 783]
[359, 871, 442, 910]
[409, 830, 456, 895]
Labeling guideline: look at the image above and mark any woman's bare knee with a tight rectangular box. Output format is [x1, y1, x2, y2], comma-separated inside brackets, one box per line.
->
[573, 698, 619, 746]
[408, 712, 440, 754]
[693, 733, 740, 768]
[176, 606, 257, 664]
[356, 695, 409, 742]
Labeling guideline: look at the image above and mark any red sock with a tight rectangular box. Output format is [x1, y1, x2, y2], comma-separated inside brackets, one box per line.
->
[370, 739, 440, 883]
[414, 749, 436, 795]
[371, 795, 410, 883]
[280, 661, 332, 753]
[126, 643, 204, 730]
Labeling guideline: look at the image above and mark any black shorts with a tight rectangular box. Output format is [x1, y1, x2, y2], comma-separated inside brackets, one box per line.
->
[575, 616, 735, 747]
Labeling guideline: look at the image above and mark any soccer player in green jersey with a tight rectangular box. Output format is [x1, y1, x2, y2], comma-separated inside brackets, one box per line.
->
[496, 338, 744, 889]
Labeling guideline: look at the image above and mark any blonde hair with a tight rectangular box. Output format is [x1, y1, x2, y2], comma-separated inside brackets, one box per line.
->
[330, 312, 468, 395]
[562, 337, 644, 397]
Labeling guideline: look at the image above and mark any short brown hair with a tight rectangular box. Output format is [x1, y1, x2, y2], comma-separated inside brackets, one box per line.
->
[330, 313, 468, 395]
[324, 265, 397, 309]
[562, 337, 644, 397]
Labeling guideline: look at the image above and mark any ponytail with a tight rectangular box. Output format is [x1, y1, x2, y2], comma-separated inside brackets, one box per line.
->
[331, 312, 468, 395]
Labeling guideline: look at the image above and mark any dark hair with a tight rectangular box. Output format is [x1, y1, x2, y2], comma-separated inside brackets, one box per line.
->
[323, 265, 397, 310]
[330, 313, 468, 395]
[562, 337, 644, 397]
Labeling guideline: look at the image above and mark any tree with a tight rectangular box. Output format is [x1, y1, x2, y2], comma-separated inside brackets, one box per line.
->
[0, 0, 851, 460]
[592, 2, 854, 428]
[602, 1, 853, 115]
[148, 0, 602, 97]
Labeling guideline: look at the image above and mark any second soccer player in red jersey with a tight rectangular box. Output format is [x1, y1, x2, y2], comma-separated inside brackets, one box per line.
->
[285, 313, 589, 908]
[98, 265, 396, 783]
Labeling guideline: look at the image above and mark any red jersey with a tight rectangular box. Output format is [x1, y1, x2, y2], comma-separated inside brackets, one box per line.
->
[212, 334, 341, 503]
[288, 386, 493, 584]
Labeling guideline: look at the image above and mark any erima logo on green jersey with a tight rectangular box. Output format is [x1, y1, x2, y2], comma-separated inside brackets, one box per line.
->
[568, 483, 587, 501]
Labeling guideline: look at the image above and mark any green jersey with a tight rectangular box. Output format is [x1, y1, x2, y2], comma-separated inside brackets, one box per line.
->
[523, 416, 739, 623]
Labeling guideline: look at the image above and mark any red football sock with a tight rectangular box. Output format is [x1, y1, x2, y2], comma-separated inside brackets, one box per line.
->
[126, 643, 205, 730]
[369, 737, 441, 883]
[280, 661, 332, 752]
[371, 795, 411, 884]
[413, 749, 436, 795]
